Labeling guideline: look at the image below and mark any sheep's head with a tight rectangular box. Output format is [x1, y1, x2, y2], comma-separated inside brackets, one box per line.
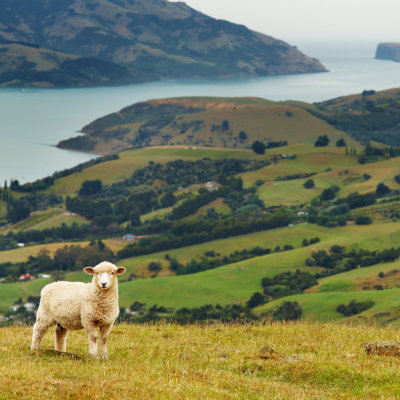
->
[84, 262, 126, 290]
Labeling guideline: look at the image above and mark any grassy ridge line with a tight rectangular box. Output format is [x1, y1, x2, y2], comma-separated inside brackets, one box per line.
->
[2, 322, 400, 399]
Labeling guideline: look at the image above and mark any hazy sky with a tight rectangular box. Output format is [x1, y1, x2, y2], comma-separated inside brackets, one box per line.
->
[170, 0, 400, 45]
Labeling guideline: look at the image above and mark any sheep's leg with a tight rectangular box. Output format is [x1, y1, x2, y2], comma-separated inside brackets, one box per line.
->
[54, 323, 69, 352]
[99, 324, 113, 360]
[31, 316, 54, 351]
[84, 323, 99, 359]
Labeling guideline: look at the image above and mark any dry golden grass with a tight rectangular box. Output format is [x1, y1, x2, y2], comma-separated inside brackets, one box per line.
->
[1, 321, 400, 399]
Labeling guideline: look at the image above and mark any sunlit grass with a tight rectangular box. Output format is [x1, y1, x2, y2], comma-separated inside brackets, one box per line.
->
[1, 321, 400, 399]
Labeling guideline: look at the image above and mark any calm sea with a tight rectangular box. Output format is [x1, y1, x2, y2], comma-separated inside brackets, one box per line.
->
[1, 41, 400, 184]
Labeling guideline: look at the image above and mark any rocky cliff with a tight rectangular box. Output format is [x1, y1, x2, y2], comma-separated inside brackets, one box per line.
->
[376, 43, 400, 62]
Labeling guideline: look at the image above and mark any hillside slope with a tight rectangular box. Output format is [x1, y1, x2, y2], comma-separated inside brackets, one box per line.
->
[0, 42, 136, 87]
[57, 97, 351, 153]
[0, 0, 326, 86]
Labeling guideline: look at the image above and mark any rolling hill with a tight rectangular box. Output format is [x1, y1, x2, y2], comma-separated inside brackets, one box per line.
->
[0, 42, 135, 87]
[0, 0, 326, 87]
[57, 96, 354, 153]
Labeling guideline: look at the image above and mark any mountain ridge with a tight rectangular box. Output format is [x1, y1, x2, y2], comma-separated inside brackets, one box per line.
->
[0, 0, 327, 87]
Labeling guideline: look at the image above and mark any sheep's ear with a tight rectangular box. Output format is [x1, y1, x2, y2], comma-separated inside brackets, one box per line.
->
[116, 267, 126, 275]
[84, 267, 95, 275]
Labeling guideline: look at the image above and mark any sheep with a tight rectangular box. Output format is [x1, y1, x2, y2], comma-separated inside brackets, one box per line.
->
[31, 261, 126, 359]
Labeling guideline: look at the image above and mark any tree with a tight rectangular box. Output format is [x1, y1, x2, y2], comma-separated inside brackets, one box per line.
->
[303, 179, 315, 189]
[129, 210, 141, 226]
[302, 239, 309, 247]
[320, 187, 336, 201]
[79, 180, 102, 196]
[148, 261, 162, 272]
[336, 138, 346, 147]
[252, 141, 266, 155]
[238, 131, 248, 142]
[376, 183, 390, 197]
[161, 191, 175, 208]
[355, 215, 372, 225]
[357, 154, 368, 164]
[314, 135, 330, 147]
[246, 292, 266, 308]
[169, 258, 180, 271]
[273, 301, 302, 320]
[7, 202, 30, 223]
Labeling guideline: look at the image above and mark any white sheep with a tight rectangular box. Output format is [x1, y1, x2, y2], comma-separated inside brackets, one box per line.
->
[31, 261, 126, 359]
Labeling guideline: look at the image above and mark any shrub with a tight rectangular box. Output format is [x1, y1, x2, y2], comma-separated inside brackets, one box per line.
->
[330, 245, 345, 254]
[336, 138, 346, 147]
[303, 179, 315, 189]
[378, 272, 386, 278]
[246, 292, 266, 308]
[305, 257, 316, 266]
[336, 300, 375, 316]
[302, 239, 309, 247]
[376, 183, 390, 197]
[148, 261, 162, 272]
[273, 301, 302, 320]
[252, 140, 266, 155]
[355, 215, 372, 225]
[204, 250, 216, 257]
[309, 237, 320, 244]
[255, 179, 264, 186]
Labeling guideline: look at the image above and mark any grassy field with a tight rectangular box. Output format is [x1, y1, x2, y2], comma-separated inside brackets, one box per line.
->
[0, 239, 126, 264]
[49, 146, 261, 196]
[255, 288, 400, 326]
[2, 322, 400, 399]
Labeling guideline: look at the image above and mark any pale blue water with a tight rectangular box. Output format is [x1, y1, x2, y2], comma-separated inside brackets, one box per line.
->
[1, 41, 400, 184]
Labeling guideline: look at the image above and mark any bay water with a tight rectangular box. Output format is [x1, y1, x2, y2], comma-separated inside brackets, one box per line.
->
[1, 41, 400, 184]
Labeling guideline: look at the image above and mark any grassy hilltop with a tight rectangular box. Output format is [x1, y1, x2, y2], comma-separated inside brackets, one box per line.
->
[2, 322, 400, 399]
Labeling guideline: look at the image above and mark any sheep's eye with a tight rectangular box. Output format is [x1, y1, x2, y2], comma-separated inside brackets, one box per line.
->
[97, 272, 99, 275]
[111, 272, 114, 275]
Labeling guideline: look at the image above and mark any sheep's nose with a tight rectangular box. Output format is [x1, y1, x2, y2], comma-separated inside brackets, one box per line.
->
[101, 282, 107, 287]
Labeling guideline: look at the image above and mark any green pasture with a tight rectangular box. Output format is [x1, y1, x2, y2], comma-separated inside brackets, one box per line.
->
[308, 260, 400, 294]
[0, 239, 126, 264]
[255, 288, 400, 325]
[49, 146, 261, 196]
[0, 282, 27, 307]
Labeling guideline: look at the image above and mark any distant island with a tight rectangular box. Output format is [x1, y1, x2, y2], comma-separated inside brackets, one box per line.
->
[376, 43, 400, 62]
[0, 0, 327, 88]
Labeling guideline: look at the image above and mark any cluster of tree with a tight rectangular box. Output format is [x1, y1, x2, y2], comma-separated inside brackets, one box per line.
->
[261, 270, 318, 299]
[306, 247, 400, 276]
[117, 211, 292, 260]
[118, 303, 259, 324]
[302, 237, 321, 246]
[0, 241, 114, 279]
[251, 140, 288, 155]
[272, 301, 303, 321]
[313, 100, 400, 146]
[53, 241, 114, 271]
[171, 246, 276, 275]
[0, 222, 91, 247]
[79, 180, 103, 197]
[336, 300, 375, 316]
[266, 141, 288, 149]
[336, 138, 346, 147]
[314, 135, 330, 147]
[347, 192, 376, 209]
[275, 172, 316, 182]
[111, 158, 269, 193]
